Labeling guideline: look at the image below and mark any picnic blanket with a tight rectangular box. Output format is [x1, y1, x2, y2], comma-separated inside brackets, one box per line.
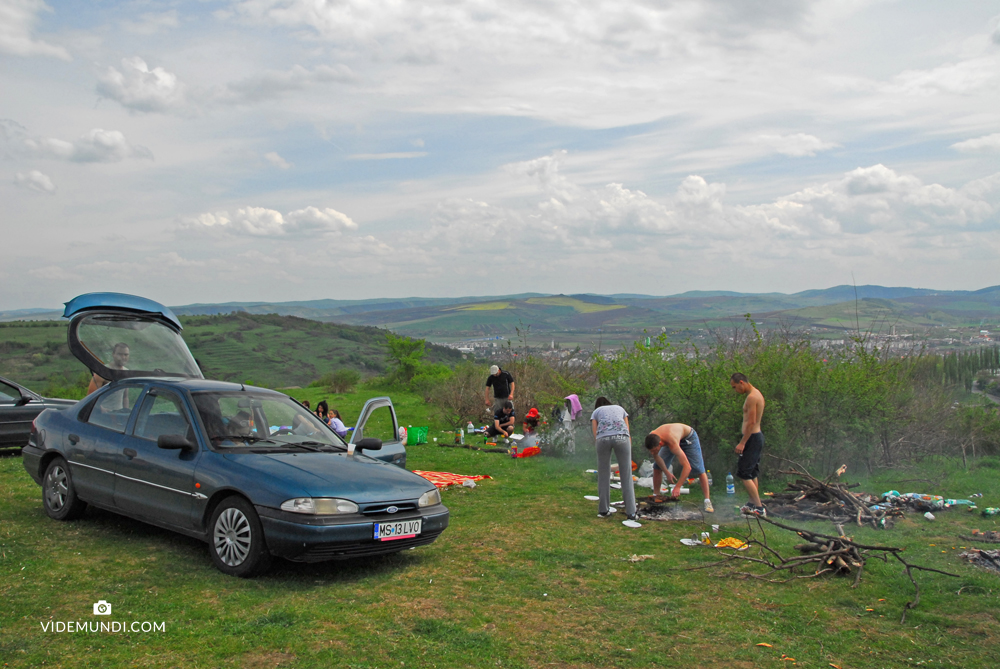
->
[412, 471, 493, 489]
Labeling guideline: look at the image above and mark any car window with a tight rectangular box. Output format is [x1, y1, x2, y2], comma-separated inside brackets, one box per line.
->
[87, 387, 143, 433]
[0, 380, 20, 403]
[192, 392, 341, 447]
[134, 391, 195, 443]
[359, 405, 397, 443]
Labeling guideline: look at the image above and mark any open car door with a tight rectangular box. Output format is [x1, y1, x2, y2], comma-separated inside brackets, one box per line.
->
[64, 293, 203, 382]
[350, 396, 406, 468]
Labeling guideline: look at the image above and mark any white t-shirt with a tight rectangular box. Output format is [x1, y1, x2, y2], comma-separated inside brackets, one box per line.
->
[590, 405, 629, 439]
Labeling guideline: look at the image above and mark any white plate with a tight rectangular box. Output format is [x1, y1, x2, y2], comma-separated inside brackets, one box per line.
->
[584, 495, 600, 501]
[622, 520, 642, 528]
[679, 538, 702, 546]
[610, 483, 621, 489]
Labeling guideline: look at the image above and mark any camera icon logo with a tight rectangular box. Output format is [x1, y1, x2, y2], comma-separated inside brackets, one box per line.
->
[93, 600, 112, 616]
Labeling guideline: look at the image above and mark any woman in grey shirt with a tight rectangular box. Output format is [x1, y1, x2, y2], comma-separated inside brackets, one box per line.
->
[590, 396, 637, 523]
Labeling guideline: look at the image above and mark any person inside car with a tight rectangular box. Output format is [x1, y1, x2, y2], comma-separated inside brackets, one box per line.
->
[87, 342, 130, 395]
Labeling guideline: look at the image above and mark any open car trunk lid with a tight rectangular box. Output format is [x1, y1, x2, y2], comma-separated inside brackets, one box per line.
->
[64, 292, 203, 381]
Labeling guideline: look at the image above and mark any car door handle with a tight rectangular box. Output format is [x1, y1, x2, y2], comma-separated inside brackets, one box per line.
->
[68, 434, 80, 444]
[123, 448, 137, 459]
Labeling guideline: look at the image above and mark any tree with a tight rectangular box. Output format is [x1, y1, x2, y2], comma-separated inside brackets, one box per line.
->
[384, 332, 426, 383]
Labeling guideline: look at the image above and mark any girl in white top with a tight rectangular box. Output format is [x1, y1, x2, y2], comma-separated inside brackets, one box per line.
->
[590, 396, 637, 522]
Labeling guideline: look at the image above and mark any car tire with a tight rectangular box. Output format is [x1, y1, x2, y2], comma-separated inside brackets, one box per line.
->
[42, 457, 87, 521]
[208, 496, 272, 577]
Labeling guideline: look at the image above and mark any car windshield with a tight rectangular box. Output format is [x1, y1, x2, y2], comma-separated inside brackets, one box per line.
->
[75, 313, 202, 378]
[192, 392, 345, 450]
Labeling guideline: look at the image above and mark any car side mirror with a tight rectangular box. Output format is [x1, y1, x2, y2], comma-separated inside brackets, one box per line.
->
[355, 437, 382, 453]
[15, 395, 32, 406]
[158, 434, 195, 451]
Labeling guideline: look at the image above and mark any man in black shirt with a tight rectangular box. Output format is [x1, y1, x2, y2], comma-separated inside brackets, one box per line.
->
[484, 365, 515, 412]
[486, 400, 516, 438]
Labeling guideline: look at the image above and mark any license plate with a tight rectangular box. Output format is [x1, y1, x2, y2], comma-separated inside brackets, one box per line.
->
[374, 519, 421, 541]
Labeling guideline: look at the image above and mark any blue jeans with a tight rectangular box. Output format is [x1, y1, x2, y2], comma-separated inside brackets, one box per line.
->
[653, 428, 706, 476]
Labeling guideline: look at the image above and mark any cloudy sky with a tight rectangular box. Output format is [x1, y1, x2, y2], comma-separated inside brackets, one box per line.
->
[2, 0, 999, 310]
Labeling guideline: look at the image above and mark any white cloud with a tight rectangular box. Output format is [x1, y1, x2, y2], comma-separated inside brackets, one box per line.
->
[348, 152, 427, 160]
[951, 132, 1000, 153]
[184, 205, 358, 237]
[97, 57, 185, 113]
[264, 151, 291, 169]
[0, 0, 71, 60]
[24, 128, 153, 162]
[14, 169, 54, 193]
[220, 64, 357, 103]
[754, 133, 839, 157]
[889, 58, 996, 96]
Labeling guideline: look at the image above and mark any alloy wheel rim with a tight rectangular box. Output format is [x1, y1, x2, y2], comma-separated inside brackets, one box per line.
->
[213, 507, 251, 566]
[45, 465, 68, 511]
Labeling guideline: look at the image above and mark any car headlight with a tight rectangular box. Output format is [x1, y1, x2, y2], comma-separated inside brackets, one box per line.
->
[280, 498, 359, 515]
[418, 489, 441, 507]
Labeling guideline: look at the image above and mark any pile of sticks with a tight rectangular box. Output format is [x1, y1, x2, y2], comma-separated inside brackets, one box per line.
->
[764, 465, 900, 529]
[681, 515, 958, 623]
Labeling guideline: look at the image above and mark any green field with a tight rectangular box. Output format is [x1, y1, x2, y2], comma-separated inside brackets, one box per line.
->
[3, 423, 999, 667]
[0, 314, 464, 396]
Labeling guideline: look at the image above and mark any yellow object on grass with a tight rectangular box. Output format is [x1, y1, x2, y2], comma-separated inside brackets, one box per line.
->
[715, 537, 748, 550]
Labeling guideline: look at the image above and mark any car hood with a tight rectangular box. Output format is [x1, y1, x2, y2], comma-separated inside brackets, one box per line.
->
[222, 451, 433, 502]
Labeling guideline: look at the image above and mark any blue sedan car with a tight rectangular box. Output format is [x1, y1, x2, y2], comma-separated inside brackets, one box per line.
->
[22, 293, 449, 577]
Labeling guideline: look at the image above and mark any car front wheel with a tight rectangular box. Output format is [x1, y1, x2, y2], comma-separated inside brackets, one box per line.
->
[43, 457, 87, 520]
[208, 496, 272, 577]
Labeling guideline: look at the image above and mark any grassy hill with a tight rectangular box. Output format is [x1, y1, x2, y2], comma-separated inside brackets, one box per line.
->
[0, 313, 464, 396]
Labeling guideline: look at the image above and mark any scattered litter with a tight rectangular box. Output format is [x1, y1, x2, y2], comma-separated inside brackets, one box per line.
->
[584, 495, 600, 501]
[585, 469, 598, 474]
[679, 538, 702, 546]
[413, 471, 492, 489]
[636, 460, 654, 477]
[959, 548, 1000, 574]
[711, 524, 720, 532]
[622, 520, 642, 528]
[756, 643, 773, 648]
[610, 483, 621, 489]
[622, 554, 654, 562]
[715, 537, 749, 550]
[924, 512, 935, 521]
[462, 479, 477, 488]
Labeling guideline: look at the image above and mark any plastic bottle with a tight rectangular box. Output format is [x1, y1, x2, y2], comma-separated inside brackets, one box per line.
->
[726, 473, 735, 495]
[982, 507, 1000, 517]
[707, 470, 713, 487]
[458, 428, 465, 445]
[467, 421, 474, 434]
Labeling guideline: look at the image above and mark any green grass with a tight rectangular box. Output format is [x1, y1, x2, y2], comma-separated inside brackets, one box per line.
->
[3, 443, 1000, 668]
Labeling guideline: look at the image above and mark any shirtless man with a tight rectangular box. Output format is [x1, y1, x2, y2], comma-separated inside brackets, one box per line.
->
[643, 423, 714, 512]
[731, 372, 766, 516]
[87, 342, 130, 395]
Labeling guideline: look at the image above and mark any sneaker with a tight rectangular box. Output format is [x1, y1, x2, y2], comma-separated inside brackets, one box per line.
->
[753, 505, 767, 517]
[739, 503, 755, 515]
[703, 499, 715, 513]
[597, 507, 619, 518]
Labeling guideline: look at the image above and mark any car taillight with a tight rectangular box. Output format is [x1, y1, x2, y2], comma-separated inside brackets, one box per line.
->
[29, 418, 39, 447]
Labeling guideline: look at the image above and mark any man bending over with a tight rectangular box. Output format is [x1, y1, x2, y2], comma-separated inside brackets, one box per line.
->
[643, 423, 714, 513]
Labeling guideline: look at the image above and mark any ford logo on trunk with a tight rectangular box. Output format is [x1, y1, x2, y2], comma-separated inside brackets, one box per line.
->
[386, 506, 398, 514]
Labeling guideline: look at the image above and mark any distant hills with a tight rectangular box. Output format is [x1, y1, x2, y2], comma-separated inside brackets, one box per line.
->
[3, 285, 999, 345]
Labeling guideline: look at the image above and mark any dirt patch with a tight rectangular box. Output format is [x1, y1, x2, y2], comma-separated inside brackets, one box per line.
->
[236, 651, 297, 668]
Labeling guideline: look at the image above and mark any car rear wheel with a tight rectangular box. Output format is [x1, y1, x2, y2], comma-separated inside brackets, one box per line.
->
[43, 457, 87, 520]
[208, 496, 272, 577]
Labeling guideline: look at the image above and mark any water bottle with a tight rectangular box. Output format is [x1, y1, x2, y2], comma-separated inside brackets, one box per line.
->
[726, 473, 735, 495]
[458, 429, 465, 445]
[467, 422, 474, 434]
[707, 470, 713, 487]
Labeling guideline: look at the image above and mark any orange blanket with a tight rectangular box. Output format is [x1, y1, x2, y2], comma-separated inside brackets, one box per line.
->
[514, 446, 541, 458]
[412, 471, 493, 489]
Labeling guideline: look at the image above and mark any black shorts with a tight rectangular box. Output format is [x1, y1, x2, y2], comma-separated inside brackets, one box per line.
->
[737, 432, 764, 480]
